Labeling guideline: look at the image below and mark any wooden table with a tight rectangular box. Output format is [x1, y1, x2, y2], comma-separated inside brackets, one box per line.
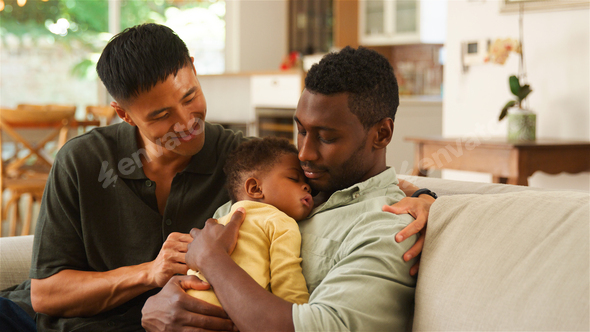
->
[406, 136, 590, 186]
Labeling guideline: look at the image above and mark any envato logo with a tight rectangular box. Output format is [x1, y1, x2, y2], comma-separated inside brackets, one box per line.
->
[98, 118, 205, 188]
[396, 119, 503, 191]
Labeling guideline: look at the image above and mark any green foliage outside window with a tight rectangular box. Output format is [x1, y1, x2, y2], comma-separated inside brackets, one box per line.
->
[1, 0, 223, 78]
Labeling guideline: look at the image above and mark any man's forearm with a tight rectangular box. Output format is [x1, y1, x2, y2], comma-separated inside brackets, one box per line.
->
[199, 249, 294, 332]
[31, 263, 155, 317]
[398, 179, 419, 196]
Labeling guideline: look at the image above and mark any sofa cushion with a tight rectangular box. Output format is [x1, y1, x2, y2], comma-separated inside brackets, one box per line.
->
[414, 190, 589, 331]
[0, 235, 34, 290]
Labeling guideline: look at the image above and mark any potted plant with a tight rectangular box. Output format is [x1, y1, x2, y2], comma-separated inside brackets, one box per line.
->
[488, 5, 536, 142]
[499, 75, 535, 141]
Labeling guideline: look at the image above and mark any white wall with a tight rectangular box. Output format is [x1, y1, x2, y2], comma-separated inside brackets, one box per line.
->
[443, 0, 589, 191]
[225, 0, 288, 72]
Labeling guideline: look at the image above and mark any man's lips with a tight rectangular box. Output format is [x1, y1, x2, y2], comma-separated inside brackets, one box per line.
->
[301, 166, 326, 179]
[303, 170, 325, 179]
[177, 121, 201, 142]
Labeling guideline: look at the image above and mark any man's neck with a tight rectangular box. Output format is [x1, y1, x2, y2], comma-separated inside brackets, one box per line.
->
[313, 161, 388, 206]
[136, 129, 192, 175]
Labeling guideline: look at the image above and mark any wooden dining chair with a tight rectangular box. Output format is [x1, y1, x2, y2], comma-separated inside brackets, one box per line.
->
[1, 104, 76, 178]
[0, 177, 47, 237]
[0, 129, 47, 237]
[86, 105, 116, 127]
[0, 104, 74, 236]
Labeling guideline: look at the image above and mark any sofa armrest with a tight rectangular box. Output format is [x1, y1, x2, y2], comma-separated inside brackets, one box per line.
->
[0, 235, 34, 290]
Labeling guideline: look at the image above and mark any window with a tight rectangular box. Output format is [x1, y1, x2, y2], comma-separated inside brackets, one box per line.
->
[0, 0, 225, 112]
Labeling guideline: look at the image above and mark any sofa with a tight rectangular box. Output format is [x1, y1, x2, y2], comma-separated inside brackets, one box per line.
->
[1, 175, 588, 330]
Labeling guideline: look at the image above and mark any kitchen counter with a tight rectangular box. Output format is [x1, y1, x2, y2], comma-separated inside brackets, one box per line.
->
[400, 95, 443, 106]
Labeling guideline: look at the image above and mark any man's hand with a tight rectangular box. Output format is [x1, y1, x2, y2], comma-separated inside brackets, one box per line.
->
[142, 275, 237, 332]
[147, 232, 194, 287]
[382, 194, 435, 276]
[186, 208, 246, 272]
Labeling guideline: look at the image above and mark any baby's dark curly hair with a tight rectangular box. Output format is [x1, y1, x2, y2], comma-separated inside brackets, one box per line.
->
[304, 46, 399, 129]
[224, 137, 299, 202]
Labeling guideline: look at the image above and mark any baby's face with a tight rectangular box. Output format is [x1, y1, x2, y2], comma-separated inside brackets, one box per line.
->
[258, 153, 314, 221]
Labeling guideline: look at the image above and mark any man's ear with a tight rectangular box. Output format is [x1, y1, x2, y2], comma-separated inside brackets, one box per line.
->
[372, 118, 394, 150]
[244, 177, 264, 199]
[111, 101, 136, 126]
[190, 57, 197, 75]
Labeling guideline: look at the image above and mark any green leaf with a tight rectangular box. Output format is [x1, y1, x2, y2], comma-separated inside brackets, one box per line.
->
[499, 100, 517, 121]
[70, 59, 95, 79]
[509, 75, 520, 96]
[518, 84, 532, 101]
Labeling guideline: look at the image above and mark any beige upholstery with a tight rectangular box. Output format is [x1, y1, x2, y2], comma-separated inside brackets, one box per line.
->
[398, 174, 535, 196]
[414, 190, 590, 331]
[0, 235, 33, 290]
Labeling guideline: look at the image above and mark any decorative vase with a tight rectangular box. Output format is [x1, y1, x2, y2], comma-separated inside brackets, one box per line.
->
[508, 108, 536, 142]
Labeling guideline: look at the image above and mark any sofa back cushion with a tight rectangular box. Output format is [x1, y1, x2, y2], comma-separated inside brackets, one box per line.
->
[414, 190, 589, 331]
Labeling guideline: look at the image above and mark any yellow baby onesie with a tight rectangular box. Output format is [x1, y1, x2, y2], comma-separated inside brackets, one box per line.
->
[187, 201, 309, 307]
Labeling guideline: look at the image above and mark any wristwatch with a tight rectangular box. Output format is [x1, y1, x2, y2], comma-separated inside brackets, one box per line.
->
[411, 188, 438, 200]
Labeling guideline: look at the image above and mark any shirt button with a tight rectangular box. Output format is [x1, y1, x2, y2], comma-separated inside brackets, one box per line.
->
[145, 180, 153, 187]
[165, 219, 172, 226]
[353, 192, 360, 199]
[107, 321, 115, 327]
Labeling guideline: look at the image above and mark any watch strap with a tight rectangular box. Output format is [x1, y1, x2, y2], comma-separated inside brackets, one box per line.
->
[411, 188, 438, 199]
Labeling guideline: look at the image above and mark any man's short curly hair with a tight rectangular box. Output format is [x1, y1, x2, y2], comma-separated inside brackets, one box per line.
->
[224, 137, 299, 202]
[304, 46, 399, 129]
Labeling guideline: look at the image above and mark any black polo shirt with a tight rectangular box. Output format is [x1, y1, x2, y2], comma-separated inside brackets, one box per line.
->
[22, 122, 246, 331]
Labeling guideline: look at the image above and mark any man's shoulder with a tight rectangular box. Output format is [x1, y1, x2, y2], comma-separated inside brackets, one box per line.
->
[54, 123, 125, 169]
[303, 192, 412, 243]
[204, 122, 251, 152]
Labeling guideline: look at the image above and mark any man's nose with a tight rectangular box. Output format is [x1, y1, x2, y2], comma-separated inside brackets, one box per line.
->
[174, 111, 195, 133]
[298, 136, 318, 162]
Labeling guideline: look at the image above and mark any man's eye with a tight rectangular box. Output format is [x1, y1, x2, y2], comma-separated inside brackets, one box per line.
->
[184, 96, 195, 105]
[319, 136, 336, 144]
[155, 113, 169, 120]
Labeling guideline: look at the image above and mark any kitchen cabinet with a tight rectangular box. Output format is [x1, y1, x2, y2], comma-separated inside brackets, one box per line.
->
[199, 71, 303, 138]
[358, 0, 446, 46]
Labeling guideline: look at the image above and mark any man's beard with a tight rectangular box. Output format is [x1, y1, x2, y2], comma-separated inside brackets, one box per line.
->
[304, 139, 369, 195]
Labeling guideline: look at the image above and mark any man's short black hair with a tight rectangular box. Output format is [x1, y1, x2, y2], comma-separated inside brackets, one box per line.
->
[96, 23, 192, 102]
[224, 137, 299, 203]
[304, 46, 399, 128]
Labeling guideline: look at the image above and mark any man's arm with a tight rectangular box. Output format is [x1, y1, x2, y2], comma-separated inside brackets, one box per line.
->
[187, 212, 416, 332]
[185, 212, 294, 332]
[141, 275, 236, 331]
[30, 156, 196, 317]
[31, 232, 192, 317]
[385, 178, 436, 275]
[142, 211, 247, 332]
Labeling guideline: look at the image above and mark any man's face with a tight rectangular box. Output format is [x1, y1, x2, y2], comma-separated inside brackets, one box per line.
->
[294, 90, 377, 195]
[114, 62, 207, 158]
